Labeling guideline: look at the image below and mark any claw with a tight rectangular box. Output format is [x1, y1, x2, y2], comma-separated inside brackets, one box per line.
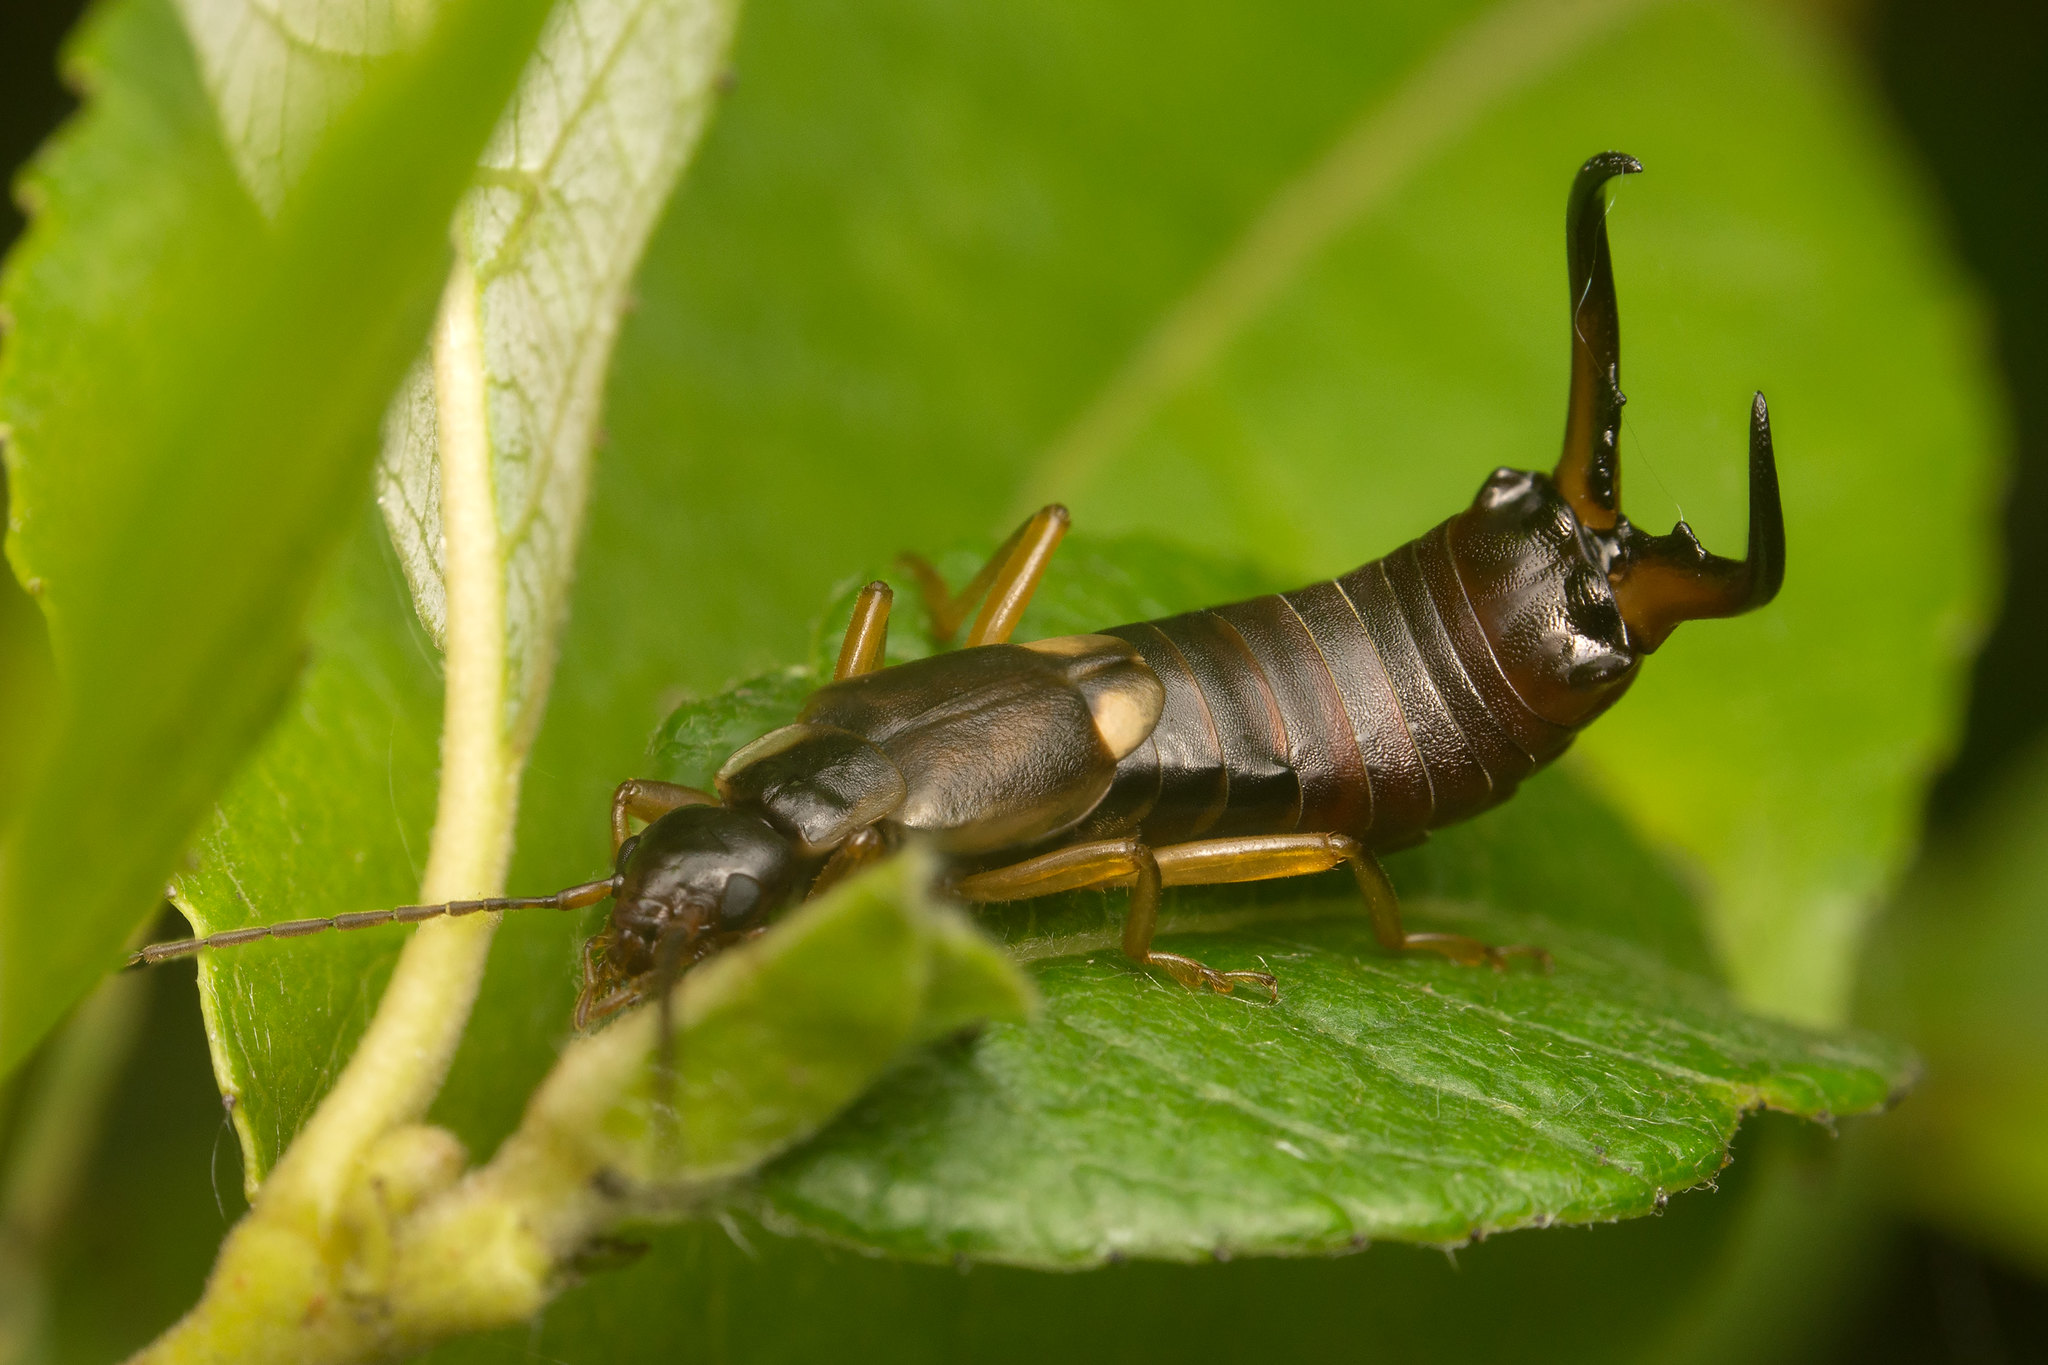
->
[1555, 151, 1643, 531]
[1548, 151, 1788, 653]
[1403, 931, 1550, 973]
[1484, 943, 1554, 974]
[1220, 969, 1282, 1003]
[1609, 392, 1786, 651]
[1148, 953, 1281, 1002]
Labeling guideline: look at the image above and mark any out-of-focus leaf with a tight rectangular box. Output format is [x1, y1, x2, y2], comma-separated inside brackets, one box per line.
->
[43, 969, 251, 1364]
[172, 0, 433, 213]
[500, 850, 1031, 1193]
[377, 0, 739, 752]
[0, 0, 554, 1075]
[1862, 736, 2048, 1278]
[0, 532, 51, 835]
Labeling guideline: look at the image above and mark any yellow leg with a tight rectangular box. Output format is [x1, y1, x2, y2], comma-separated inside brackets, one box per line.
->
[898, 504, 1070, 646]
[954, 831, 1550, 983]
[1151, 832, 1550, 971]
[807, 826, 889, 899]
[609, 779, 716, 857]
[834, 580, 894, 679]
[952, 837, 1279, 998]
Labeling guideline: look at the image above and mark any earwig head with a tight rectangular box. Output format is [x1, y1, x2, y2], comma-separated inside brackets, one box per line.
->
[1449, 151, 1786, 724]
[601, 805, 804, 985]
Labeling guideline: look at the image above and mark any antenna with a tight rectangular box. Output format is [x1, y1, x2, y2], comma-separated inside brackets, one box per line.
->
[128, 877, 620, 968]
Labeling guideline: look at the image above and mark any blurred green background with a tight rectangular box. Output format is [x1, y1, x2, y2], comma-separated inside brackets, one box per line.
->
[1, 0, 2044, 1360]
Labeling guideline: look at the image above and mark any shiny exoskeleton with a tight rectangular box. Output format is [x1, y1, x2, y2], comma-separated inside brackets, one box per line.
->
[132, 153, 1786, 1029]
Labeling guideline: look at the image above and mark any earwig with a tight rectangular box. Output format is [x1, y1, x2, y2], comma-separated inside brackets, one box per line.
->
[134, 152, 1784, 1026]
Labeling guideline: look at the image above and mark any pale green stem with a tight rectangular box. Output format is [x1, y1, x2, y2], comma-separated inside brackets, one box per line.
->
[262, 252, 515, 1229]
[130, 255, 523, 1363]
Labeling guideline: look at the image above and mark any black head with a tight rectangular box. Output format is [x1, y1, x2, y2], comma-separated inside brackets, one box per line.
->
[602, 805, 805, 983]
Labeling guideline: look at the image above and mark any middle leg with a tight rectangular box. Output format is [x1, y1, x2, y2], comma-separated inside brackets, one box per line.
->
[610, 779, 717, 857]
[951, 838, 1279, 997]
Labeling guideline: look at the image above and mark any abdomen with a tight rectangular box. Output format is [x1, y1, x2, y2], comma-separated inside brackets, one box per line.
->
[1086, 519, 1579, 849]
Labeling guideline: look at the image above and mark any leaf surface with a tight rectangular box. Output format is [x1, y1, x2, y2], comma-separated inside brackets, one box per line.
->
[0, 0, 554, 1074]
[170, 513, 440, 1179]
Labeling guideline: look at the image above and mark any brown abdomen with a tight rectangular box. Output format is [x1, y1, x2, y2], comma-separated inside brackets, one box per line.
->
[1090, 520, 1577, 849]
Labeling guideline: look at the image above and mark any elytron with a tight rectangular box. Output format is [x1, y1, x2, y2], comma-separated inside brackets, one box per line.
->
[136, 152, 1784, 1025]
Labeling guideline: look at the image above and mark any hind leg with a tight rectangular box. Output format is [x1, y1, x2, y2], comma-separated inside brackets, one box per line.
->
[610, 780, 716, 857]
[1151, 833, 1551, 971]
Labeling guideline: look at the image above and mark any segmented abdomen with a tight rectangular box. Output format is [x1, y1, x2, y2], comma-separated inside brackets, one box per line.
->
[1089, 519, 1578, 849]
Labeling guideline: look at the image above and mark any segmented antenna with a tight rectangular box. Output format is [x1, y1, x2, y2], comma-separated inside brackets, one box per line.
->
[128, 877, 620, 968]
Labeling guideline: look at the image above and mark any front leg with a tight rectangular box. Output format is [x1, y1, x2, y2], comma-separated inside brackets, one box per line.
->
[950, 838, 1278, 998]
[609, 779, 716, 857]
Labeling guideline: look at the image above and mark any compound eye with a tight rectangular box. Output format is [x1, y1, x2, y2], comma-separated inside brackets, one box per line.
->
[719, 873, 762, 925]
[613, 834, 642, 875]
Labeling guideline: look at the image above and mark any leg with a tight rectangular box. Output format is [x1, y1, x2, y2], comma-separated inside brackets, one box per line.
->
[897, 504, 1070, 646]
[1151, 833, 1550, 972]
[834, 580, 894, 679]
[575, 933, 642, 1030]
[610, 779, 716, 857]
[807, 825, 889, 899]
[951, 838, 1279, 998]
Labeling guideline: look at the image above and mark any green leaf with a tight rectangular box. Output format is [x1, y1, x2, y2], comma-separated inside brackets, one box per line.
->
[421, 1117, 1882, 1365]
[1862, 737, 2048, 1278]
[165, 0, 739, 1186]
[768, 913, 1894, 1263]
[0, 0, 556, 1074]
[510, 849, 1032, 1191]
[169, 511, 440, 1184]
[171, 0, 437, 215]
